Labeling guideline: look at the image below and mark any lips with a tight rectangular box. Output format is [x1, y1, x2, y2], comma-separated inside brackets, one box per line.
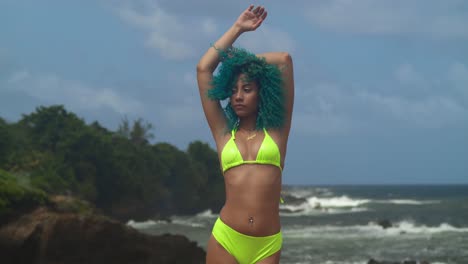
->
[233, 104, 245, 109]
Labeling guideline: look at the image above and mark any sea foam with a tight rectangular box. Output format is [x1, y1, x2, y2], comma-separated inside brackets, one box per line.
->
[126, 219, 164, 229]
[374, 199, 440, 205]
[280, 195, 371, 216]
[283, 220, 468, 238]
[280, 193, 441, 216]
[195, 209, 217, 218]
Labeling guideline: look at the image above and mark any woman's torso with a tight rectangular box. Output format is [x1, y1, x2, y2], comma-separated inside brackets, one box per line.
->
[215, 129, 287, 236]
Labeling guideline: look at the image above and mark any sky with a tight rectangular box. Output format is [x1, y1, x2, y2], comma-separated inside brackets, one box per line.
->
[1, 0, 467, 185]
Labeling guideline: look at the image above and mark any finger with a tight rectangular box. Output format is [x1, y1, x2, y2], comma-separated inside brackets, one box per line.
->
[257, 7, 264, 17]
[261, 11, 267, 21]
[247, 5, 254, 11]
[252, 18, 263, 29]
[253, 21, 262, 30]
[260, 6, 266, 15]
[253, 21, 261, 29]
[252, 6, 260, 14]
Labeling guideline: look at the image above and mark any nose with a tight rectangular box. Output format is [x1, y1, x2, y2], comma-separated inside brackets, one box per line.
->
[234, 89, 243, 101]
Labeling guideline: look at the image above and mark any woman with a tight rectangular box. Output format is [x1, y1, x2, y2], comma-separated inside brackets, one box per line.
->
[196, 5, 294, 264]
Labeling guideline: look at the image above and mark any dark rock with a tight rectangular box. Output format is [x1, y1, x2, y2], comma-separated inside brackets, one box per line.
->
[281, 193, 307, 204]
[367, 258, 398, 264]
[0, 207, 205, 264]
[106, 199, 158, 222]
[377, 219, 393, 229]
[104, 199, 173, 223]
[279, 193, 308, 213]
[368, 259, 429, 264]
[49, 195, 96, 214]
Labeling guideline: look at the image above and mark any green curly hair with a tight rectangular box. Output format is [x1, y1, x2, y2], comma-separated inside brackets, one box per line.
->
[207, 47, 285, 131]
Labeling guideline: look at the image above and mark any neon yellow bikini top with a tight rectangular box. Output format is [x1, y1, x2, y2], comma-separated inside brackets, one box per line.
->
[221, 128, 282, 173]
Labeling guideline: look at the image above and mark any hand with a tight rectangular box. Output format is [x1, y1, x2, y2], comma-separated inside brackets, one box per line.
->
[234, 5, 268, 33]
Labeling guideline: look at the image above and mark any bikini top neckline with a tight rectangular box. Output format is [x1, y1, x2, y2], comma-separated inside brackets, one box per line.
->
[220, 128, 282, 173]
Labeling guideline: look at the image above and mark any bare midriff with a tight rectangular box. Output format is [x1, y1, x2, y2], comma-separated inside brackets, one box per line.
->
[219, 164, 282, 237]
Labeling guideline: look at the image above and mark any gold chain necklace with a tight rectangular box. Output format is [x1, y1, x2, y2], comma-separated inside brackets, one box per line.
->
[239, 128, 257, 140]
[246, 132, 257, 141]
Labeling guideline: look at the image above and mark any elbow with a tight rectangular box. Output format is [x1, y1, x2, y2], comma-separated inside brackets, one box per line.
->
[196, 63, 206, 72]
[282, 52, 292, 65]
[196, 62, 213, 73]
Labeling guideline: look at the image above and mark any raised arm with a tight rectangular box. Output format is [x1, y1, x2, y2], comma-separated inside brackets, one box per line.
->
[196, 5, 267, 142]
[256, 52, 295, 137]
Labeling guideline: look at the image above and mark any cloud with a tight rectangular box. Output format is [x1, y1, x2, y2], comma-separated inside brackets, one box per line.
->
[294, 61, 468, 135]
[447, 62, 468, 96]
[153, 70, 205, 128]
[114, 1, 295, 59]
[394, 63, 424, 85]
[293, 111, 354, 135]
[293, 82, 358, 135]
[357, 91, 467, 128]
[182, 71, 197, 88]
[0, 46, 15, 74]
[8, 70, 31, 84]
[392, 63, 433, 98]
[159, 101, 204, 128]
[201, 18, 217, 35]
[237, 25, 295, 54]
[117, 3, 195, 60]
[142, 0, 242, 18]
[6, 70, 144, 115]
[296, 87, 467, 135]
[304, 0, 468, 38]
[116, 2, 221, 60]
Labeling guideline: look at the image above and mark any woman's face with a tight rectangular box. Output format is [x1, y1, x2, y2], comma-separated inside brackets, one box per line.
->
[230, 73, 259, 118]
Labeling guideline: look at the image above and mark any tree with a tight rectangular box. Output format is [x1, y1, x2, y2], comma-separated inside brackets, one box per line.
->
[117, 117, 154, 145]
[187, 141, 225, 212]
[18, 105, 87, 152]
[116, 116, 131, 139]
[0, 118, 12, 167]
[130, 118, 154, 145]
[1, 106, 226, 218]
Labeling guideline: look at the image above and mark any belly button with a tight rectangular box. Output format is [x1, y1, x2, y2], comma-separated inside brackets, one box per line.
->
[248, 216, 254, 225]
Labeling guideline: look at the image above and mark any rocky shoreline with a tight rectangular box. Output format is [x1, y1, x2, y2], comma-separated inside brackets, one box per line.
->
[0, 195, 435, 264]
[368, 259, 430, 264]
[0, 196, 205, 264]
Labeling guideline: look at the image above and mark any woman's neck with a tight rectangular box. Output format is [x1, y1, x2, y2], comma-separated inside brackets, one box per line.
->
[238, 115, 257, 131]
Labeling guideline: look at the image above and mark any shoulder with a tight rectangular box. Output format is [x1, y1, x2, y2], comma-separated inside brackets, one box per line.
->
[265, 128, 289, 146]
[214, 128, 235, 152]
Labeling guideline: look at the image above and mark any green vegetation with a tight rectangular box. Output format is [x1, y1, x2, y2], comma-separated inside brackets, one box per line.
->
[0, 105, 224, 219]
[0, 169, 48, 216]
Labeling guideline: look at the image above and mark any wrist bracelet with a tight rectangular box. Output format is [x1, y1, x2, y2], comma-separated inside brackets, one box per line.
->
[211, 43, 225, 61]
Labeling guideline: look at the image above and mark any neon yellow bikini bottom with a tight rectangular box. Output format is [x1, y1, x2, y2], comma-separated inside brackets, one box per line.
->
[212, 217, 282, 264]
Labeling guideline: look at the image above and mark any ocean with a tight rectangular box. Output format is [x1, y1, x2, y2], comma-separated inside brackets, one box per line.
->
[128, 185, 468, 264]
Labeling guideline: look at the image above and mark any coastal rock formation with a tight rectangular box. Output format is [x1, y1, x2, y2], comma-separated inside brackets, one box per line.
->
[377, 219, 393, 229]
[0, 207, 205, 264]
[368, 258, 430, 264]
[281, 193, 307, 204]
[279, 193, 308, 213]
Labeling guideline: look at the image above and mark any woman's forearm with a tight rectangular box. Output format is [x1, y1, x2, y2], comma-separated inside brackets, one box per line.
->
[196, 25, 243, 73]
[256, 52, 292, 67]
[197, 5, 267, 73]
